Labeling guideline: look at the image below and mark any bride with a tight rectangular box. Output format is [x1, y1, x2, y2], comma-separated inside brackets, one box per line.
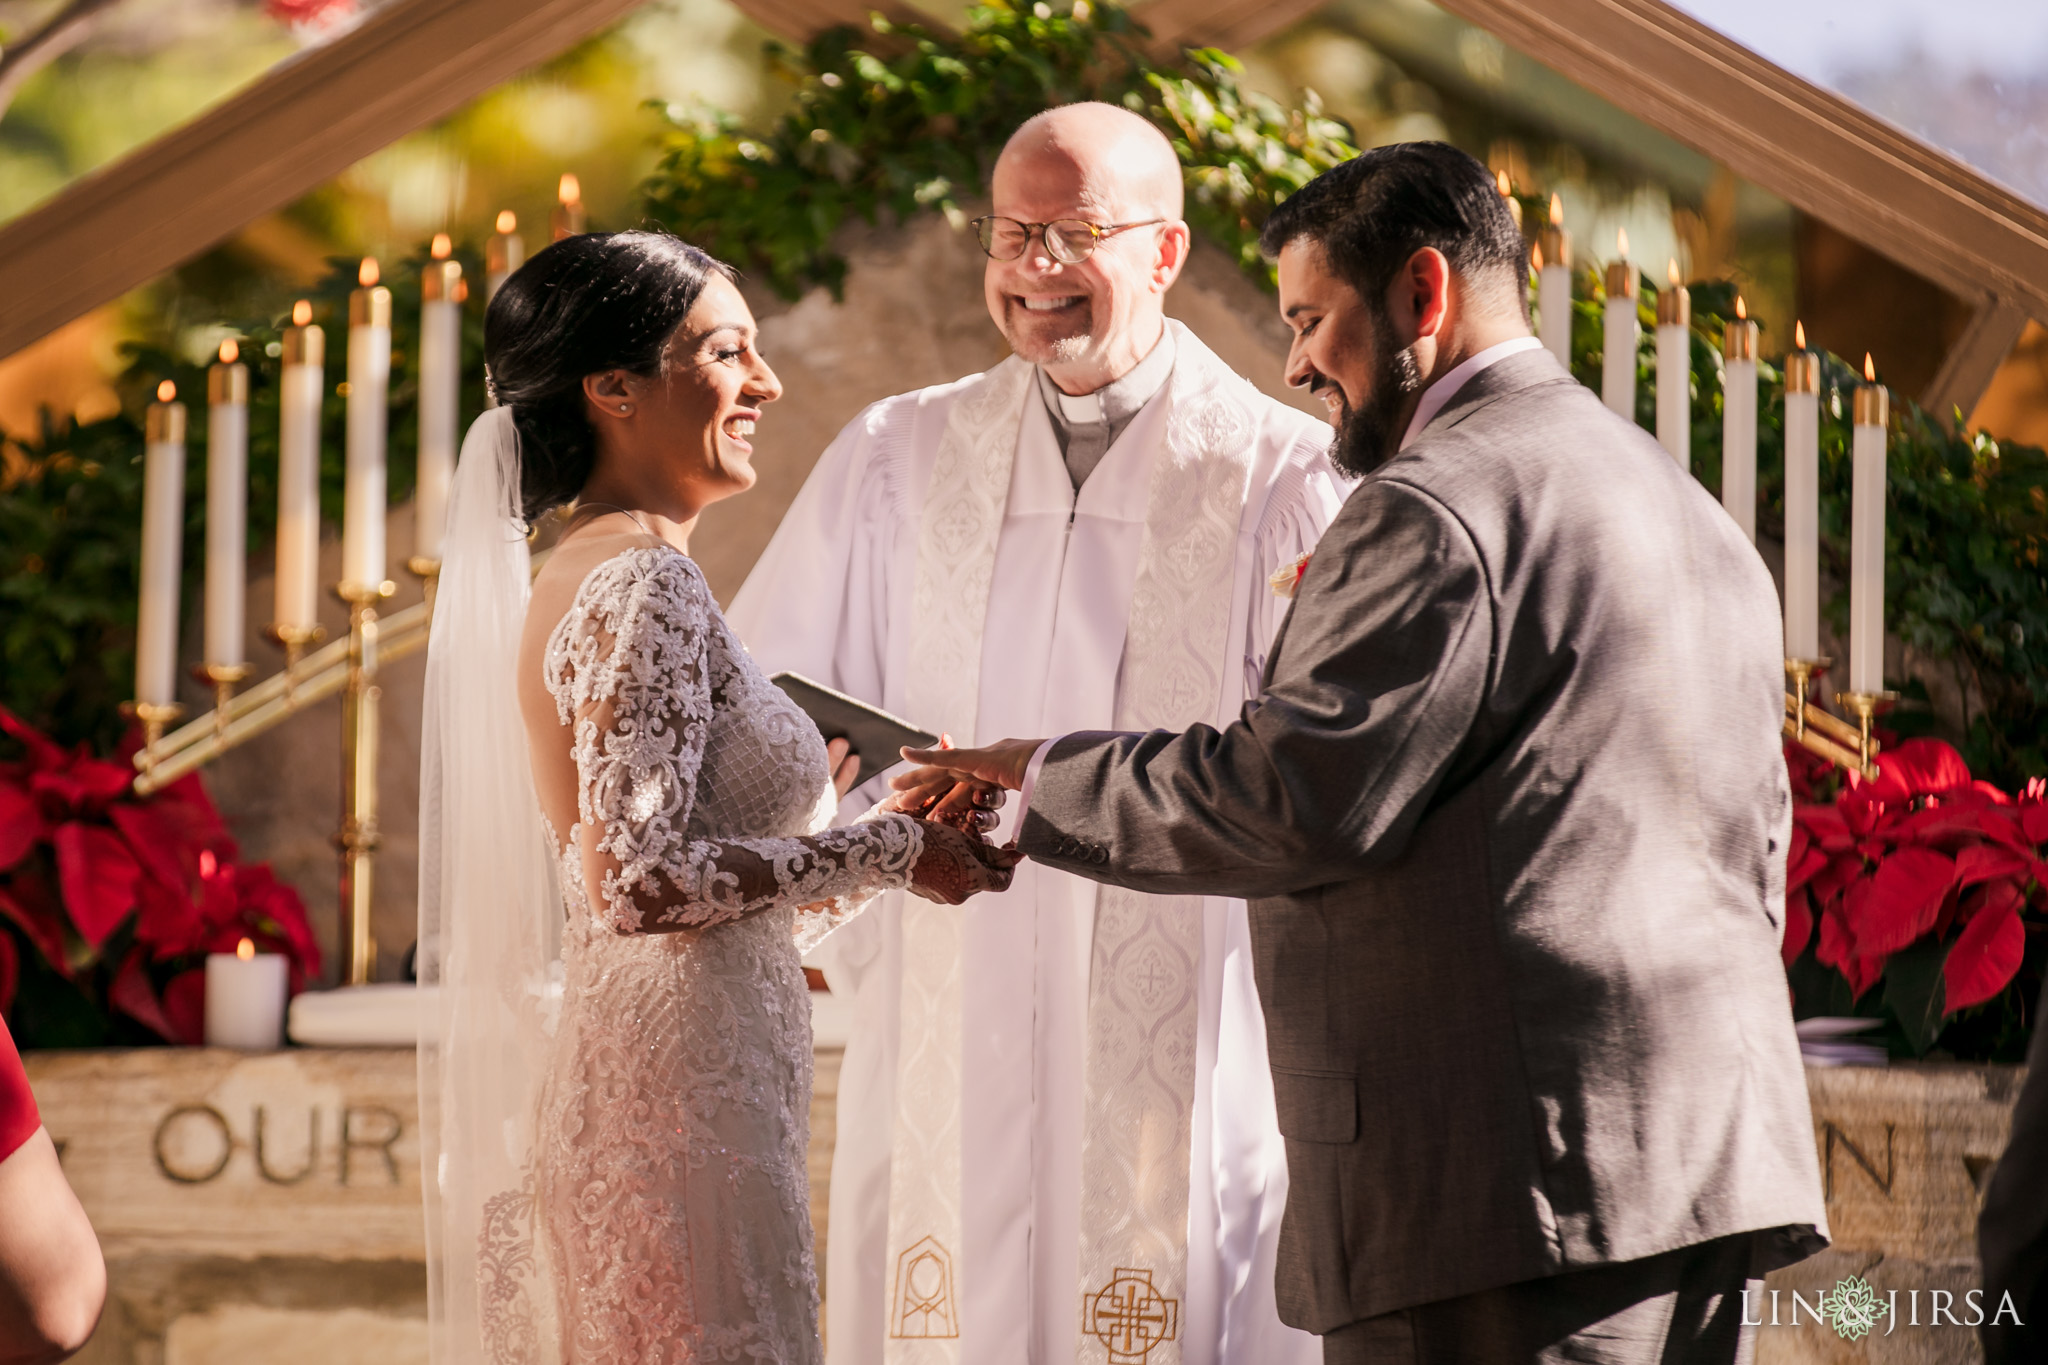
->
[417, 231, 1016, 1364]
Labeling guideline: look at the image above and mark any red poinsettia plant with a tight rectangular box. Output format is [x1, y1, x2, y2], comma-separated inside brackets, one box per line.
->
[263, 0, 356, 27]
[1783, 735, 2048, 1059]
[0, 706, 319, 1047]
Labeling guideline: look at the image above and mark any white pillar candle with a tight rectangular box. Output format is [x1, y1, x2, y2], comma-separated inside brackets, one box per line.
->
[204, 937, 288, 1050]
[1601, 232, 1637, 420]
[203, 342, 249, 668]
[1537, 195, 1571, 368]
[1849, 356, 1890, 694]
[417, 236, 463, 564]
[1783, 332, 1822, 660]
[136, 382, 187, 708]
[342, 259, 392, 594]
[274, 302, 325, 634]
[1721, 303, 1759, 543]
[1654, 261, 1690, 469]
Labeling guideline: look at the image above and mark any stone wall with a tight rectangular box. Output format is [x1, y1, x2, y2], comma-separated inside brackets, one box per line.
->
[27, 1043, 847, 1364]
[1757, 1064, 2026, 1365]
[192, 214, 1313, 985]
[26, 1049, 2027, 1362]
[28, 1047, 428, 1365]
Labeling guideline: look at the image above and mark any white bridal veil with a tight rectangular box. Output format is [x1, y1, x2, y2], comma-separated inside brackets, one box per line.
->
[418, 406, 563, 1363]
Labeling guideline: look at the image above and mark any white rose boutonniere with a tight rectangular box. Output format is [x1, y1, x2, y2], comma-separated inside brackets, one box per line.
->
[1269, 551, 1313, 599]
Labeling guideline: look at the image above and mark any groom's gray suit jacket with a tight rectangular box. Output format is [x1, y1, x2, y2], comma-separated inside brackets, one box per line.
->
[1018, 347, 1828, 1330]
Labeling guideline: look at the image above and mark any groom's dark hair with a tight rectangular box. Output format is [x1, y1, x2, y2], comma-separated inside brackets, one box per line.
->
[486, 231, 736, 522]
[1260, 143, 1529, 322]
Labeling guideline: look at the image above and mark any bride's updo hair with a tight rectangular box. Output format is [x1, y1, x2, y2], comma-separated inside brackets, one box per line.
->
[485, 230, 736, 522]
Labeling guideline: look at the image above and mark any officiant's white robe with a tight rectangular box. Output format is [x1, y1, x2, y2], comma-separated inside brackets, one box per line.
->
[728, 325, 1345, 1365]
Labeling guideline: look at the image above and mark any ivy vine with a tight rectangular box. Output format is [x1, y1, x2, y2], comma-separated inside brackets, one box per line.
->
[637, 0, 1358, 298]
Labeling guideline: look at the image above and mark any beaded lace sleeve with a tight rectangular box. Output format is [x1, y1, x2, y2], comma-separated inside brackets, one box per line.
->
[548, 548, 923, 936]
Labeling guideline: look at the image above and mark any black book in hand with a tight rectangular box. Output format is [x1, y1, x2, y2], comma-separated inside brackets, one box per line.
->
[768, 672, 939, 790]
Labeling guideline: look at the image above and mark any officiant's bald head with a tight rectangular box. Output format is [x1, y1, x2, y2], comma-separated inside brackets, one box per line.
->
[984, 102, 1190, 393]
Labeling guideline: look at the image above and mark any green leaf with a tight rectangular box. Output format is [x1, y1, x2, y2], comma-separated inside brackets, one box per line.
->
[1882, 938, 1949, 1056]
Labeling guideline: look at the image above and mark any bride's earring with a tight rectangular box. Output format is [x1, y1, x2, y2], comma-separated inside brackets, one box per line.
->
[618, 404, 632, 414]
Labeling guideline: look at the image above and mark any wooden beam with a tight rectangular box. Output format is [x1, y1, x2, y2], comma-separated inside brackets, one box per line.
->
[723, 0, 936, 42]
[1417, 0, 2048, 325]
[1136, 0, 1327, 57]
[0, 0, 647, 364]
[1922, 297, 2029, 430]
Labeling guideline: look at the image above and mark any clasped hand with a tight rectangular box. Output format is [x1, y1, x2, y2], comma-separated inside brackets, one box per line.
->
[876, 737, 1041, 906]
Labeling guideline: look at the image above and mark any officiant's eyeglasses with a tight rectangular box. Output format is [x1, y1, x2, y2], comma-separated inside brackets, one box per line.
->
[972, 216, 1166, 265]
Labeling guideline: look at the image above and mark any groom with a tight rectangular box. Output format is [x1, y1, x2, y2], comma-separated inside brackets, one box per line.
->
[897, 143, 1828, 1363]
[730, 104, 1343, 1364]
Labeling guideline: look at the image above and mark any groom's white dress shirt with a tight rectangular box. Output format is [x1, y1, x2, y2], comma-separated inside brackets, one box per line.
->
[729, 323, 1345, 1365]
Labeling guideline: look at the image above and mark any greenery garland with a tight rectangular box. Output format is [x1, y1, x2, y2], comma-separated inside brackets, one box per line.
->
[638, 1, 1358, 297]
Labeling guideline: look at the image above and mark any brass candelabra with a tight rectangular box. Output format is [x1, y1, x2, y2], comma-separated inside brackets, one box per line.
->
[129, 558, 448, 987]
[1781, 658, 1891, 780]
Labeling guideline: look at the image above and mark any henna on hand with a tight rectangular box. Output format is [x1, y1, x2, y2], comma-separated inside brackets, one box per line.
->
[906, 820, 1022, 905]
[882, 774, 1007, 833]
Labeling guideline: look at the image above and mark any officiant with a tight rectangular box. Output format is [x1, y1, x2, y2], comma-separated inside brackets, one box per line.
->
[729, 103, 1345, 1365]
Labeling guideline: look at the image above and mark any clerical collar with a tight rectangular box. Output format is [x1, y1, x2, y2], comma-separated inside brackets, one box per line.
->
[1035, 328, 1176, 477]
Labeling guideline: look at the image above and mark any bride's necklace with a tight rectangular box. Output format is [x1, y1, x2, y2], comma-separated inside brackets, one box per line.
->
[565, 500, 655, 537]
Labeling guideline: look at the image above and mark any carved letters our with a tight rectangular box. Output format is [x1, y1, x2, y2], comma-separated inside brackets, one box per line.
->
[150, 1102, 406, 1189]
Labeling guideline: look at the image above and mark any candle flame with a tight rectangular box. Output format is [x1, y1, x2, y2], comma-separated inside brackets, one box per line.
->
[1616, 227, 1629, 258]
[237, 937, 255, 961]
[156, 380, 175, 403]
[1735, 295, 1747, 320]
[431, 232, 452, 260]
[1496, 169, 1511, 197]
[292, 299, 312, 326]
[1530, 242, 1545, 270]
[359, 257, 380, 288]
[1666, 258, 1680, 287]
[496, 209, 518, 233]
[1549, 192, 1563, 226]
[219, 338, 239, 364]
[558, 172, 581, 205]
[1795, 319, 1806, 349]
[1865, 353, 1876, 382]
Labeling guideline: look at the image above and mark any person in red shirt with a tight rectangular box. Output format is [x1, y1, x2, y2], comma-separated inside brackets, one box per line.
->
[0, 1018, 103, 1363]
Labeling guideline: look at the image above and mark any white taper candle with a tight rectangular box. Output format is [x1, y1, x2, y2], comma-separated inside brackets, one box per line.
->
[417, 237, 463, 563]
[342, 259, 391, 593]
[1849, 358, 1889, 693]
[275, 302, 324, 632]
[1537, 195, 1570, 368]
[203, 343, 249, 668]
[1721, 305, 1759, 543]
[1783, 337, 1821, 659]
[137, 383, 187, 708]
[485, 211, 523, 410]
[1601, 234, 1637, 420]
[1654, 262, 1690, 469]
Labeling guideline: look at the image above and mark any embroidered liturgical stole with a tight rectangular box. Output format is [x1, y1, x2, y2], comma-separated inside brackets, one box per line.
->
[888, 326, 1256, 1365]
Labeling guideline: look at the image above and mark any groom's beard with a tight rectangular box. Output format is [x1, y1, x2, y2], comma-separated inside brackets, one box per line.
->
[1328, 320, 1425, 479]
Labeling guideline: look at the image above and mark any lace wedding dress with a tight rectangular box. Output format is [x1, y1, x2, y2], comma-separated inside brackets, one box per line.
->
[515, 542, 923, 1364]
